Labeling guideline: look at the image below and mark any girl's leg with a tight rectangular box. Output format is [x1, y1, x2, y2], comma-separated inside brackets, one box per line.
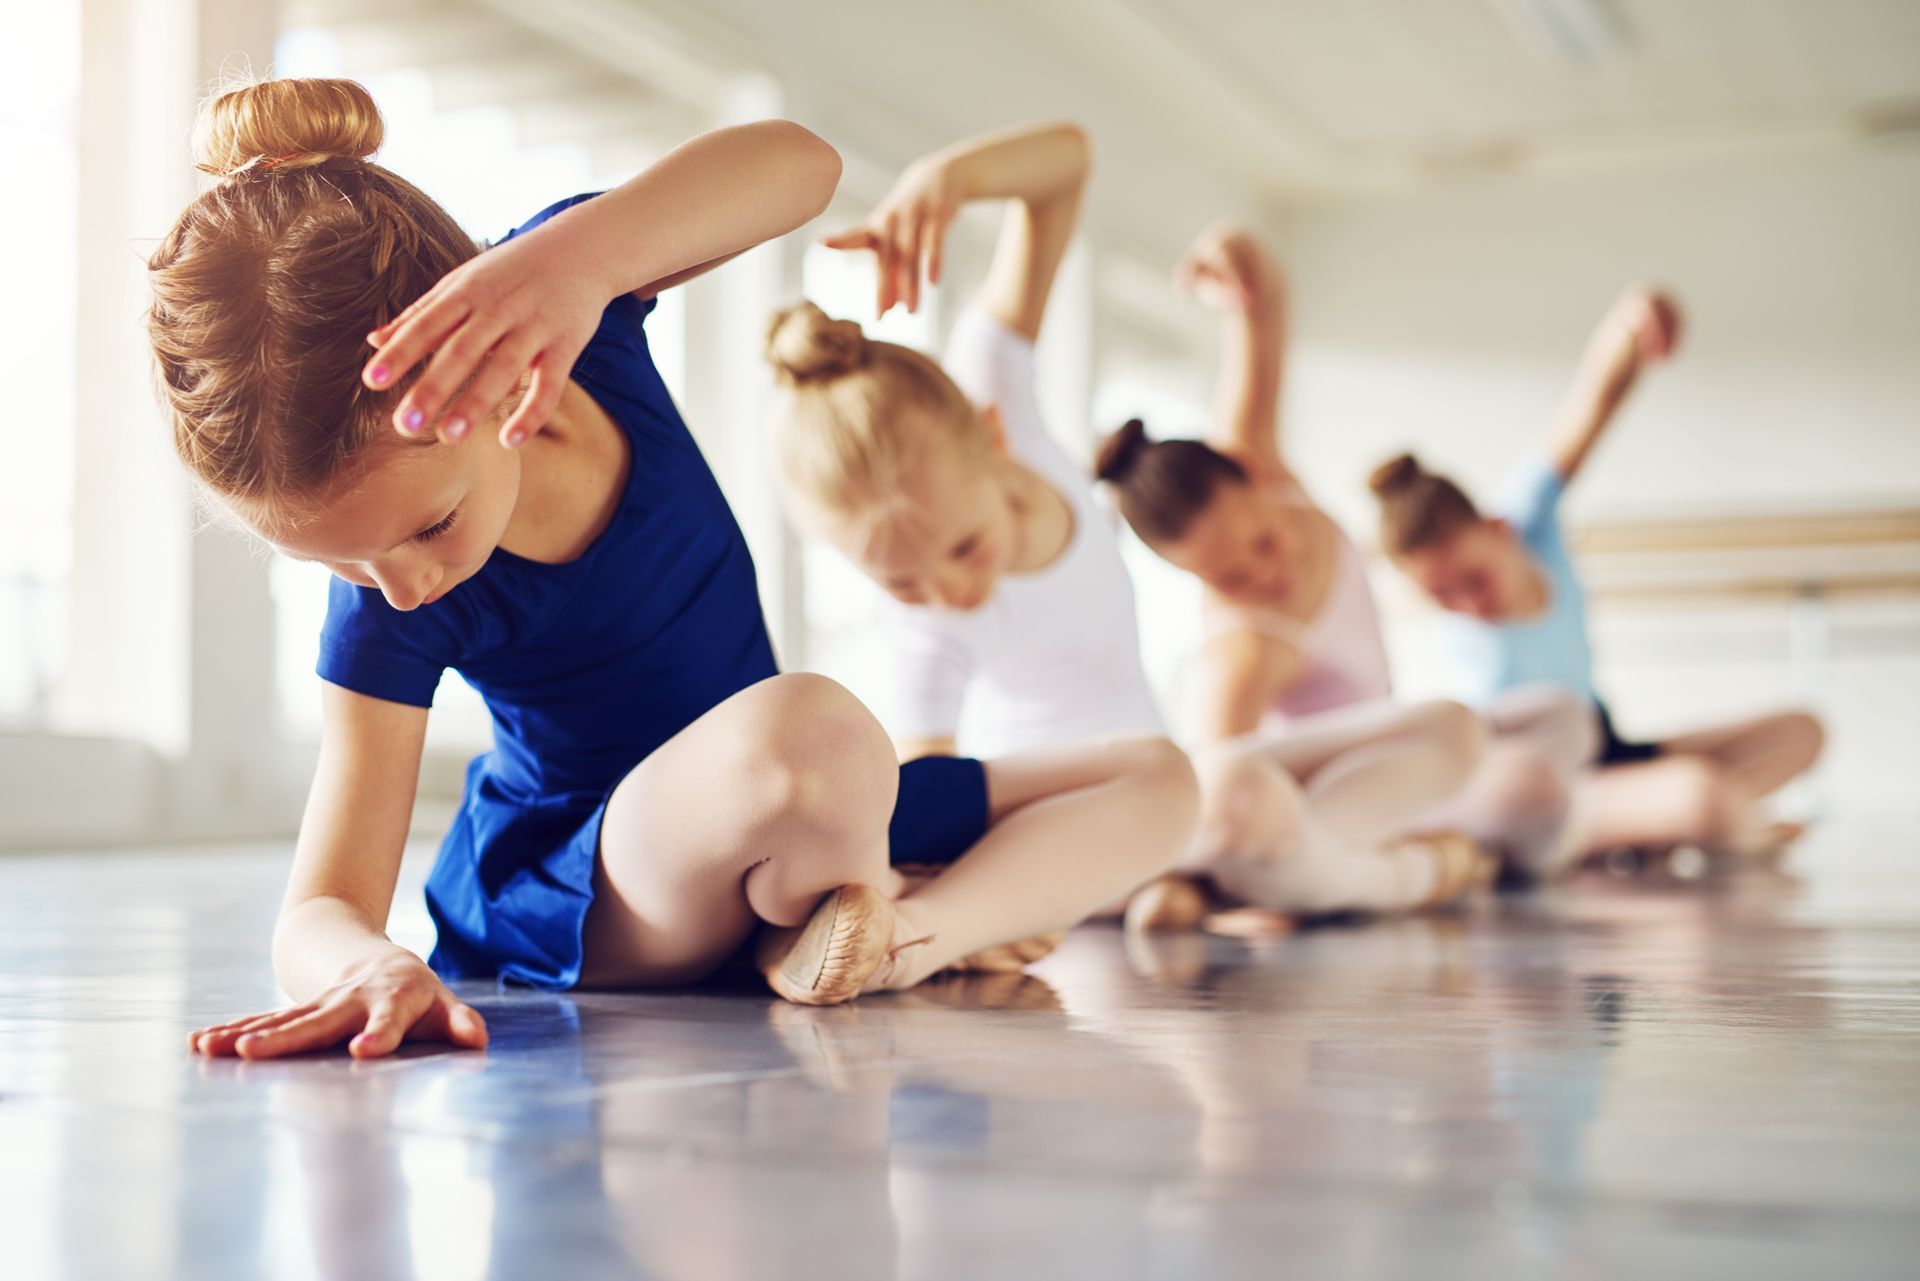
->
[1419, 685, 1597, 879]
[1186, 700, 1490, 914]
[579, 673, 903, 987]
[1659, 710, 1825, 799]
[1576, 709, 1824, 854]
[1250, 699, 1488, 846]
[875, 737, 1198, 991]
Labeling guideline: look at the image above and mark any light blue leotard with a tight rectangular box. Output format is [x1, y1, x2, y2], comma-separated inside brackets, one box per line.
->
[1439, 458, 1596, 707]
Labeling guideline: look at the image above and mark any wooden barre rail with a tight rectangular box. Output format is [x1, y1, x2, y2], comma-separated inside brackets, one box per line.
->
[1573, 508, 1920, 556]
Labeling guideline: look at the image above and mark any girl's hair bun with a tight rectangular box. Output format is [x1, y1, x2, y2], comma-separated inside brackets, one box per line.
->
[1368, 452, 1425, 497]
[765, 302, 868, 385]
[194, 78, 385, 178]
[1094, 418, 1152, 483]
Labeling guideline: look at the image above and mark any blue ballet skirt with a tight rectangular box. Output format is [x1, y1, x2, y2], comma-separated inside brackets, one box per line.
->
[316, 194, 989, 989]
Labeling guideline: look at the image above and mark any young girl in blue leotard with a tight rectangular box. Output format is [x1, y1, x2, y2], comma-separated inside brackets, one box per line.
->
[159, 79, 1195, 1059]
[1369, 287, 1824, 859]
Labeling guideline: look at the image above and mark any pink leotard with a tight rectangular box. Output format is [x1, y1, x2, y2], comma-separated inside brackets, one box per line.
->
[1203, 505, 1392, 725]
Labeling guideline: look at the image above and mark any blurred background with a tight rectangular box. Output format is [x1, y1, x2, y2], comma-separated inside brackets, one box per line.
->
[3, 0, 1917, 850]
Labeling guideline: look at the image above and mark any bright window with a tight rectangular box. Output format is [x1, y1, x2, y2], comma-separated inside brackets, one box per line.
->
[0, 2, 80, 726]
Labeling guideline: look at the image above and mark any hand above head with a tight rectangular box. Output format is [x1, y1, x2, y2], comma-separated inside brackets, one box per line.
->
[820, 156, 965, 317]
[187, 953, 489, 1060]
[362, 223, 612, 449]
[1175, 223, 1280, 314]
[1606, 285, 1683, 365]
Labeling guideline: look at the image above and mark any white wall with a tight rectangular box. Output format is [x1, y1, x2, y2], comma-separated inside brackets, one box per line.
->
[1277, 143, 1920, 532]
[1263, 143, 1920, 815]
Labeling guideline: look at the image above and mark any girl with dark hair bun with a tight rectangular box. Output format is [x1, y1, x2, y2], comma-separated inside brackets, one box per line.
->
[1099, 226, 1566, 927]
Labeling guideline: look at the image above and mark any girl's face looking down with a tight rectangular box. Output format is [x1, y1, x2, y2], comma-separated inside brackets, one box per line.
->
[1155, 481, 1299, 608]
[815, 423, 1020, 612]
[252, 431, 523, 612]
[1397, 520, 1537, 622]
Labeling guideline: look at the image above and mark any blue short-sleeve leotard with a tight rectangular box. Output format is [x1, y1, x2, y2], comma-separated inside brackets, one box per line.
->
[316, 193, 988, 989]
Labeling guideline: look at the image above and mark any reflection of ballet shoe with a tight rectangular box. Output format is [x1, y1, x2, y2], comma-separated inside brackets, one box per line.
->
[1124, 874, 1211, 933]
[764, 1000, 885, 1092]
[901, 970, 1065, 1013]
[1200, 907, 1296, 940]
[757, 885, 893, 1006]
[1122, 929, 1214, 986]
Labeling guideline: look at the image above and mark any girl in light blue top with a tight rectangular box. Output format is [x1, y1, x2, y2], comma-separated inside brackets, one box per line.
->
[1369, 287, 1823, 859]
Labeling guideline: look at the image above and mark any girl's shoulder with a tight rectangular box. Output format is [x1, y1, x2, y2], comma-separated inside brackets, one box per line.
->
[318, 574, 481, 710]
[497, 194, 661, 399]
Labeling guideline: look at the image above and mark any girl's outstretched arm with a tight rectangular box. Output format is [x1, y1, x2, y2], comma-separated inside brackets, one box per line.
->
[1177, 224, 1289, 479]
[188, 684, 487, 1060]
[1544, 286, 1681, 484]
[363, 120, 843, 447]
[822, 122, 1091, 341]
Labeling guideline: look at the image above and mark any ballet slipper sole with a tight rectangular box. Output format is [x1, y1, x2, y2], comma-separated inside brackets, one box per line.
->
[757, 884, 893, 1006]
[1124, 874, 1212, 933]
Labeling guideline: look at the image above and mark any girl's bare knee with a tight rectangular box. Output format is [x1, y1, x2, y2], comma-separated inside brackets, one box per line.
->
[729, 673, 897, 839]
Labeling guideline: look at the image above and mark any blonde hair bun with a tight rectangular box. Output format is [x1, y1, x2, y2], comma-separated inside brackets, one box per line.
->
[765, 302, 868, 385]
[194, 78, 384, 177]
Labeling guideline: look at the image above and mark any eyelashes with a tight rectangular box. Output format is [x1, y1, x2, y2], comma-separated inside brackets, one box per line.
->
[415, 509, 459, 542]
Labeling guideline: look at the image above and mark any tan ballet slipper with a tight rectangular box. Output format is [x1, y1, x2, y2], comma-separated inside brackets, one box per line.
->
[1388, 831, 1494, 908]
[1123, 873, 1212, 933]
[757, 884, 896, 1006]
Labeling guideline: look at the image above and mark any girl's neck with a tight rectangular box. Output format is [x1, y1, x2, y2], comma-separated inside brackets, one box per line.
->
[1001, 459, 1075, 575]
[497, 380, 631, 564]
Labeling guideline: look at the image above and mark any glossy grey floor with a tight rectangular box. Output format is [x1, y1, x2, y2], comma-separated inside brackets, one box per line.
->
[3, 829, 1919, 1281]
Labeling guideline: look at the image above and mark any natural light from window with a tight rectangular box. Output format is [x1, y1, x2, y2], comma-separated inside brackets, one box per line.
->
[0, 2, 80, 726]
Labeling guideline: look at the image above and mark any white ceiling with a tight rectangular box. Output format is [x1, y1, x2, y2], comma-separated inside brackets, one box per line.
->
[289, 0, 1920, 272]
[521, 0, 1920, 243]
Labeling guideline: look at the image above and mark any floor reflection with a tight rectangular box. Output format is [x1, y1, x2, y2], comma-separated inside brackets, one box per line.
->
[1, 833, 1918, 1280]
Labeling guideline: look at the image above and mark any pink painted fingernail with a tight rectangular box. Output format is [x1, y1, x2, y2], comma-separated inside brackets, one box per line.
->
[401, 408, 424, 432]
[368, 365, 389, 386]
[505, 428, 527, 447]
[444, 416, 469, 442]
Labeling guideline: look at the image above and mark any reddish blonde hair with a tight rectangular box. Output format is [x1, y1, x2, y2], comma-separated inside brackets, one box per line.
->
[147, 78, 478, 517]
[1368, 453, 1482, 554]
